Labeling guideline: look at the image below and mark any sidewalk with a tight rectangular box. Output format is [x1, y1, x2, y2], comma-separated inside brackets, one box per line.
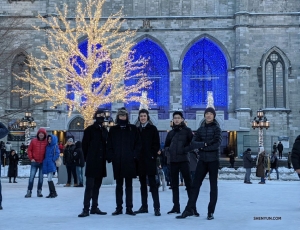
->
[0, 177, 299, 230]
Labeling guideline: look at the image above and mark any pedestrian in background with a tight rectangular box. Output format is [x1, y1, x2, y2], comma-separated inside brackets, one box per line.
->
[269, 152, 279, 180]
[256, 147, 266, 184]
[243, 148, 252, 184]
[73, 141, 85, 187]
[8, 150, 19, 183]
[287, 152, 292, 169]
[229, 150, 235, 168]
[277, 141, 283, 159]
[63, 138, 77, 187]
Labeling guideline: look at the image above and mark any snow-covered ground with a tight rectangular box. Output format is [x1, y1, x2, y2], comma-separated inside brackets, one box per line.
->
[0, 171, 299, 230]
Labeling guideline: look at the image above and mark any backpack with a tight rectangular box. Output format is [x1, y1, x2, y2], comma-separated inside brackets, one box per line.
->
[270, 155, 276, 164]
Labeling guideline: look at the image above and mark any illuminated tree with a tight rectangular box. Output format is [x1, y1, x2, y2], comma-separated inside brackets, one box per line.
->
[13, 0, 152, 127]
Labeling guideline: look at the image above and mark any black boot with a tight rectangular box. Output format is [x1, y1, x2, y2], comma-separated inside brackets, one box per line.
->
[78, 209, 89, 217]
[154, 209, 161, 216]
[193, 207, 200, 217]
[0, 204, 2, 210]
[46, 181, 52, 198]
[134, 206, 148, 214]
[9, 178, 11, 183]
[90, 208, 107, 215]
[49, 181, 57, 198]
[125, 208, 136, 216]
[112, 208, 123, 216]
[207, 213, 214, 220]
[167, 206, 180, 214]
[37, 189, 43, 197]
[176, 210, 193, 219]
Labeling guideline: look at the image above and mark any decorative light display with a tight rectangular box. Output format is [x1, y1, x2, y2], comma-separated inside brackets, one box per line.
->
[125, 38, 169, 117]
[12, 0, 152, 127]
[182, 38, 228, 113]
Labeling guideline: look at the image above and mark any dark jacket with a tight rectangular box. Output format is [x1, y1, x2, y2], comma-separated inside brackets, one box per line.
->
[164, 123, 193, 163]
[107, 124, 141, 179]
[82, 123, 108, 178]
[8, 153, 19, 177]
[256, 153, 265, 177]
[63, 144, 76, 165]
[277, 143, 283, 152]
[243, 151, 252, 168]
[191, 120, 222, 162]
[189, 150, 198, 171]
[292, 135, 300, 170]
[137, 123, 160, 176]
[270, 154, 278, 169]
[43, 135, 60, 174]
[73, 141, 85, 168]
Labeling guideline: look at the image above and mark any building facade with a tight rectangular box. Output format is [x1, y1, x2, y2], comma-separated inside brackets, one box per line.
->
[1, 0, 300, 156]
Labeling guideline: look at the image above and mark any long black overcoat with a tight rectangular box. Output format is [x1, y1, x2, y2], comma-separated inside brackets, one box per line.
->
[107, 124, 141, 179]
[137, 123, 160, 176]
[8, 153, 19, 177]
[82, 123, 108, 178]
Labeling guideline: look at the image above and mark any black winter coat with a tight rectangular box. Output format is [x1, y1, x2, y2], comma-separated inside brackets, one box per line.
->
[191, 121, 222, 162]
[137, 123, 160, 176]
[82, 123, 108, 178]
[107, 124, 142, 179]
[243, 151, 252, 168]
[277, 143, 283, 152]
[8, 153, 19, 177]
[164, 123, 193, 163]
[292, 135, 300, 170]
[73, 141, 85, 168]
[63, 144, 76, 165]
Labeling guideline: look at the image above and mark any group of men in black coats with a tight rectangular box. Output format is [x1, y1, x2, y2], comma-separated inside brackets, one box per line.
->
[77, 106, 223, 221]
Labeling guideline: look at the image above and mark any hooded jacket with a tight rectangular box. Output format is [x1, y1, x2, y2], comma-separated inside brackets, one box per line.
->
[43, 135, 60, 174]
[27, 128, 48, 163]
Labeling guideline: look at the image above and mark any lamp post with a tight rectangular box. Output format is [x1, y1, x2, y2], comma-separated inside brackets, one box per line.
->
[19, 112, 36, 146]
[251, 109, 270, 147]
[102, 110, 115, 130]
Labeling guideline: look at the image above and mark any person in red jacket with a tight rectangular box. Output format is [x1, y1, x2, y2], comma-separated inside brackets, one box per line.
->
[25, 128, 48, 198]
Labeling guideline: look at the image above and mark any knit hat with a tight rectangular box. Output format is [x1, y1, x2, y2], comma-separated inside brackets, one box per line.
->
[67, 138, 74, 143]
[204, 107, 216, 118]
[246, 148, 251, 152]
[93, 109, 105, 119]
[173, 111, 183, 118]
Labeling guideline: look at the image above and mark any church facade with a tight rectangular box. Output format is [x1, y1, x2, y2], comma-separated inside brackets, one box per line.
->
[1, 0, 300, 155]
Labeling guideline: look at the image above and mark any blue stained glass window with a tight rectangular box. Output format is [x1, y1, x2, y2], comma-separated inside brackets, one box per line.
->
[182, 38, 228, 112]
[66, 39, 111, 109]
[125, 39, 169, 117]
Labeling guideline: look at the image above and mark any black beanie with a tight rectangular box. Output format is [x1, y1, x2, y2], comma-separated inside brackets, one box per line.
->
[93, 109, 105, 119]
[173, 111, 184, 118]
[204, 107, 216, 118]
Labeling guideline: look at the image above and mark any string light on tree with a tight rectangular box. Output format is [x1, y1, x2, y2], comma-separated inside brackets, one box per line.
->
[12, 0, 152, 127]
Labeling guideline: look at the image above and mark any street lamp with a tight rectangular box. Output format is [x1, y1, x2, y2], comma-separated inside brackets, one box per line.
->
[102, 110, 114, 129]
[252, 109, 270, 146]
[18, 112, 36, 146]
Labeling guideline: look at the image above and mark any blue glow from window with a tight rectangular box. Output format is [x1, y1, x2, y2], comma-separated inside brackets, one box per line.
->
[66, 39, 111, 109]
[182, 38, 227, 112]
[125, 38, 169, 116]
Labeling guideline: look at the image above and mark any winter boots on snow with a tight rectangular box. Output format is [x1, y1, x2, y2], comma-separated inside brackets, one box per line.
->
[46, 181, 57, 198]
[25, 190, 32, 198]
[37, 189, 43, 197]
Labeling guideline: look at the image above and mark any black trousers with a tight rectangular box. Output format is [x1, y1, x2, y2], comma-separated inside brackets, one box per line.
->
[139, 174, 160, 209]
[116, 178, 133, 209]
[83, 177, 103, 210]
[279, 151, 282, 159]
[170, 161, 192, 209]
[66, 164, 77, 184]
[186, 160, 219, 214]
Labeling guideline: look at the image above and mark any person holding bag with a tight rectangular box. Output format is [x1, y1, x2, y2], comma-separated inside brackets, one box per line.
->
[43, 135, 60, 198]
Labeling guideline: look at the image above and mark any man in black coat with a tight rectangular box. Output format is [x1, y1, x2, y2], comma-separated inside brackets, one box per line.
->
[78, 109, 108, 217]
[107, 108, 142, 216]
[176, 107, 222, 220]
[291, 135, 300, 178]
[134, 109, 161, 216]
[243, 148, 253, 184]
[277, 141, 283, 159]
[164, 111, 193, 215]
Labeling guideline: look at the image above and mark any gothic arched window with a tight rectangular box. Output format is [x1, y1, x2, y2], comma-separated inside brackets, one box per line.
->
[125, 38, 169, 118]
[68, 116, 84, 130]
[182, 38, 228, 112]
[265, 51, 285, 108]
[66, 39, 111, 110]
[11, 53, 30, 108]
